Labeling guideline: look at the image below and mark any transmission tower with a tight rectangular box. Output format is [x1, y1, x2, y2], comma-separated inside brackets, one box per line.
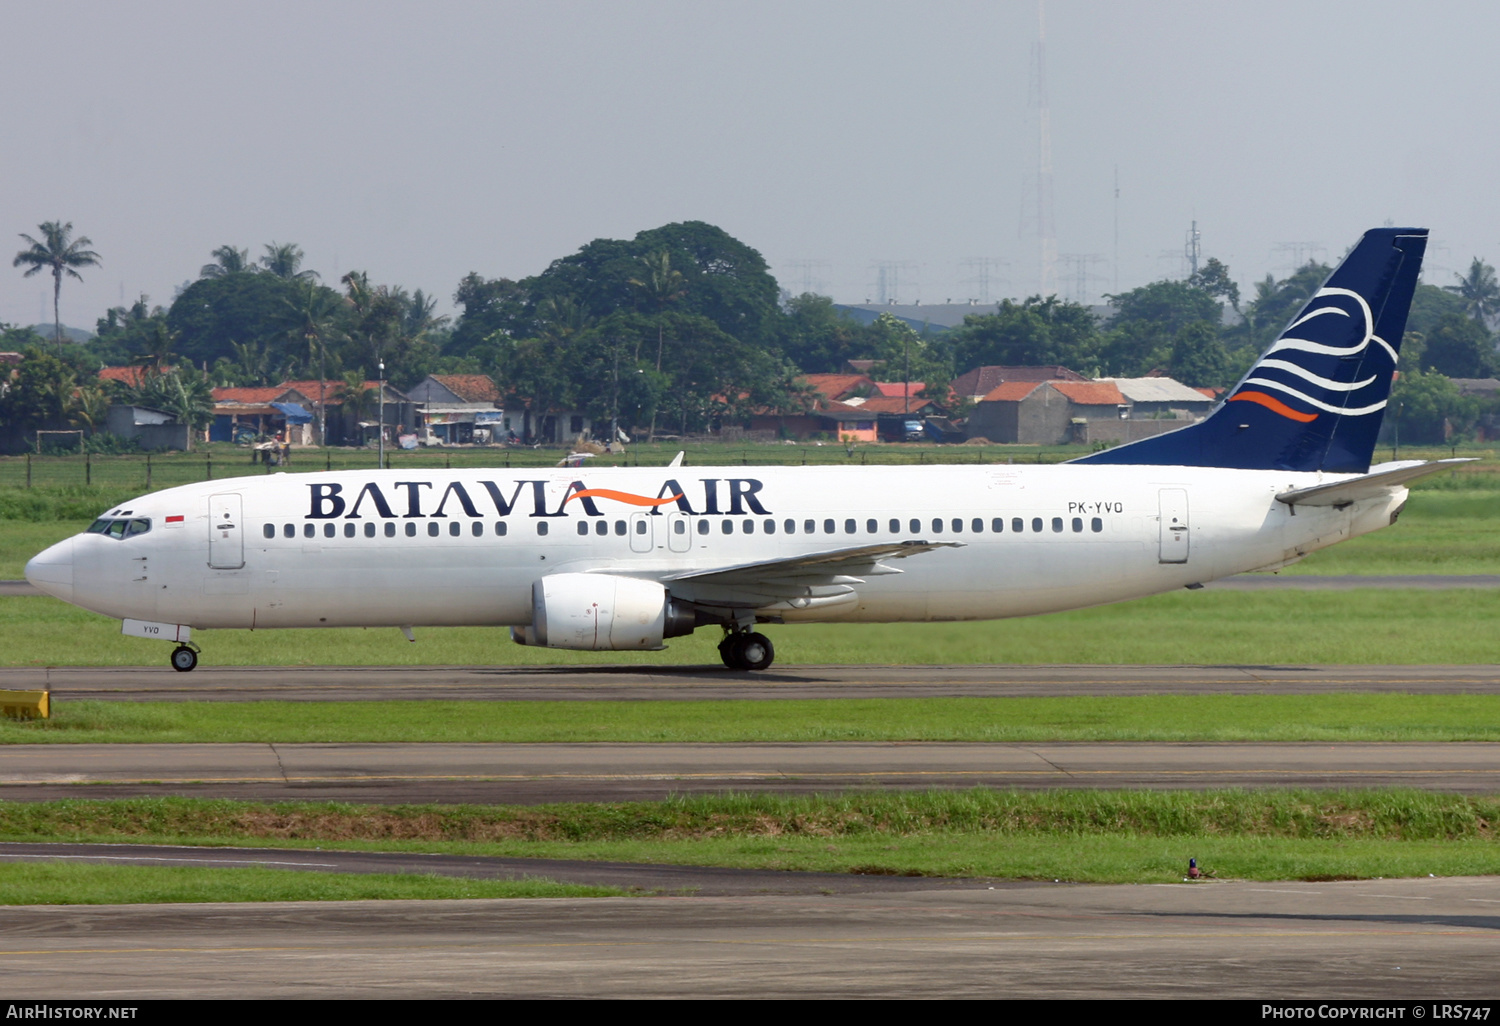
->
[1059, 254, 1107, 305]
[960, 257, 1009, 304]
[1272, 241, 1327, 275]
[785, 259, 831, 297]
[1020, 0, 1058, 297]
[869, 261, 919, 305]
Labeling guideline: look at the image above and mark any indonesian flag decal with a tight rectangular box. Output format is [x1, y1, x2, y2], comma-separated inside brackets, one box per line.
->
[165, 514, 186, 528]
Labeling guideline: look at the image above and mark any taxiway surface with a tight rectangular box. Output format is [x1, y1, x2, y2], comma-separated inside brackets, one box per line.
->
[6, 662, 1500, 701]
[3, 740, 1499, 802]
[4, 877, 1496, 998]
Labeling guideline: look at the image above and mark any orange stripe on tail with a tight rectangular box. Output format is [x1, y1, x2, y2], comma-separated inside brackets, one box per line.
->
[1228, 391, 1318, 423]
[563, 489, 685, 507]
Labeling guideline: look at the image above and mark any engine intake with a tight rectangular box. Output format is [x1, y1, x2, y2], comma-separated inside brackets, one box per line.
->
[510, 573, 697, 650]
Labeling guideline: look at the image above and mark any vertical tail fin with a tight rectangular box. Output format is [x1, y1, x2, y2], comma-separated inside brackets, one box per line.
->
[1075, 227, 1428, 472]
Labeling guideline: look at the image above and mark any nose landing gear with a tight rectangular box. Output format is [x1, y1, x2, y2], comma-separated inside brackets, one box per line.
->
[170, 644, 199, 673]
[718, 630, 774, 671]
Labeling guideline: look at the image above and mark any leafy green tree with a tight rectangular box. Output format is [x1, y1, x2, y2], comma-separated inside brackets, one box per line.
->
[1168, 320, 1234, 388]
[1406, 282, 1471, 338]
[168, 271, 309, 367]
[0, 323, 47, 353]
[1421, 312, 1494, 378]
[449, 273, 526, 355]
[1188, 257, 1240, 312]
[950, 295, 1099, 373]
[1444, 258, 1500, 327]
[12, 222, 101, 350]
[859, 312, 950, 385]
[1100, 279, 1224, 378]
[779, 294, 864, 373]
[0, 347, 79, 431]
[1389, 368, 1477, 444]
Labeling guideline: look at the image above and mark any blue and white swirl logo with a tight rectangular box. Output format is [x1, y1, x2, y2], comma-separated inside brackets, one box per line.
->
[1229, 287, 1396, 423]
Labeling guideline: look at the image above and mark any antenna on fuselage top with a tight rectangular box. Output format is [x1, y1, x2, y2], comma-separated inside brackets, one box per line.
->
[669, 451, 684, 468]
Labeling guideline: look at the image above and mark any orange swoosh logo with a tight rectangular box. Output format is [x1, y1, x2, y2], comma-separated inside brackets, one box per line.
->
[563, 489, 685, 507]
[1228, 391, 1318, 423]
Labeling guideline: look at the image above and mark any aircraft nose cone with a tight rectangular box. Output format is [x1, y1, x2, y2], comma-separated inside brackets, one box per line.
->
[24, 537, 74, 603]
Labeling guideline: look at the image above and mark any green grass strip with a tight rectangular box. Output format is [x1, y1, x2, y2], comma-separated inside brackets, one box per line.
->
[6, 590, 1500, 666]
[0, 862, 622, 905]
[4, 694, 1500, 743]
[0, 792, 1495, 888]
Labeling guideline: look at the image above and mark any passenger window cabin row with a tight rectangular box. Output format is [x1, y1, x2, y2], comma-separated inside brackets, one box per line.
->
[264, 515, 1106, 540]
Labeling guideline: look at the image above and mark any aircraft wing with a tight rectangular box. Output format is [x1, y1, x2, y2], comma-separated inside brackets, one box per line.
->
[655, 540, 964, 610]
[1276, 458, 1475, 508]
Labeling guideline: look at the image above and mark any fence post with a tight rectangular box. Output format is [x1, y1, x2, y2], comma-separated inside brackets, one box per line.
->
[25, 453, 31, 488]
[206, 453, 213, 481]
[145, 453, 152, 489]
[86, 451, 91, 486]
[326, 449, 331, 471]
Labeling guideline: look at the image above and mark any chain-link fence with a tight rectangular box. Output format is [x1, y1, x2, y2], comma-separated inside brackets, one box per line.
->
[0, 443, 1082, 492]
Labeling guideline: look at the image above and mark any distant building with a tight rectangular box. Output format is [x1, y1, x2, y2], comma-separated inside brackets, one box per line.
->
[105, 405, 189, 451]
[967, 381, 1128, 445]
[951, 365, 1088, 403]
[1098, 377, 1217, 418]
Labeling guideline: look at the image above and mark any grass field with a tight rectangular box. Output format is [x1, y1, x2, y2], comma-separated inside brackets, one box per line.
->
[0, 863, 623, 905]
[3, 693, 1500, 743]
[5, 586, 1500, 668]
[0, 792, 1494, 892]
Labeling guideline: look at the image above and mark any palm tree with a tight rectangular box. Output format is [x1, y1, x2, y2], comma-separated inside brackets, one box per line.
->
[332, 370, 378, 424]
[403, 288, 450, 340]
[275, 282, 344, 443]
[1445, 258, 1500, 327]
[130, 320, 180, 377]
[200, 245, 253, 278]
[628, 250, 685, 371]
[13, 221, 101, 351]
[261, 242, 319, 281]
[629, 251, 686, 441]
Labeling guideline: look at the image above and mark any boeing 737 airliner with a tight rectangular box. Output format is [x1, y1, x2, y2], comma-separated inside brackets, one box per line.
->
[26, 227, 1459, 671]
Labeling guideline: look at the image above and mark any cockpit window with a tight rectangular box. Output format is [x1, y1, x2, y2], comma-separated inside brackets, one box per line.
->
[91, 517, 150, 540]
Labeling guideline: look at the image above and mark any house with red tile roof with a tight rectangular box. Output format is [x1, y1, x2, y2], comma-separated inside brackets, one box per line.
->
[967, 380, 1128, 444]
[950, 365, 1087, 403]
[210, 380, 413, 447]
[98, 365, 165, 388]
[800, 373, 875, 402]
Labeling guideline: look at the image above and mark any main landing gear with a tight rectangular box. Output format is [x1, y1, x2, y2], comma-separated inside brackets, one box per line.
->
[170, 644, 199, 673]
[719, 630, 774, 671]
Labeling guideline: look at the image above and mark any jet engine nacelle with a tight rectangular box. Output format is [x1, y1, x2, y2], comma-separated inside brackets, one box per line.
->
[510, 573, 696, 651]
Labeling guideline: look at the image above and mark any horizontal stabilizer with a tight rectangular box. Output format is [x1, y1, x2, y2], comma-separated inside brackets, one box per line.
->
[1275, 458, 1475, 507]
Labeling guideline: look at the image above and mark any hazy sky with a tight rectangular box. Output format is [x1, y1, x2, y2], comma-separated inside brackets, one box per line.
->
[4, 0, 1499, 330]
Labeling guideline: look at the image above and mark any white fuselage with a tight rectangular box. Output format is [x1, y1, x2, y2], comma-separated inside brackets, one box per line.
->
[26, 463, 1403, 632]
